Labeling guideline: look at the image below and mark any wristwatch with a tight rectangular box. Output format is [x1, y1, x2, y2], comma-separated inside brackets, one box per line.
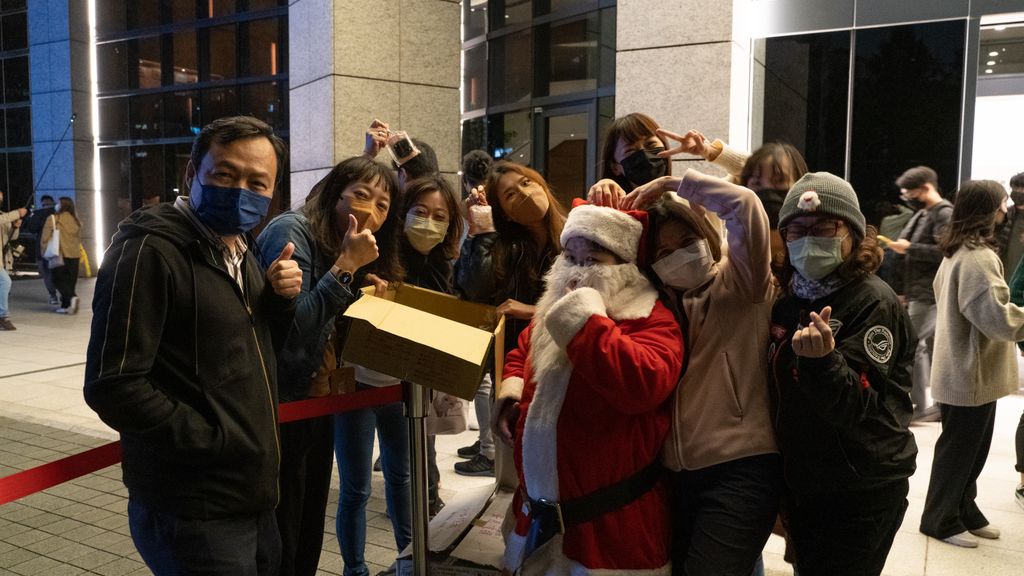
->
[331, 266, 354, 287]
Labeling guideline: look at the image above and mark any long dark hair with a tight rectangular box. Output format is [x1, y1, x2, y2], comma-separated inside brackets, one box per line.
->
[400, 174, 464, 261]
[58, 196, 81, 226]
[645, 193, 723, 266]
[938, 180, 1006, 258]
[302, 156, 404, 282]
[739, 142, 808, 190]
[483, 161, 566, 294]
[599, 113, 672, 183]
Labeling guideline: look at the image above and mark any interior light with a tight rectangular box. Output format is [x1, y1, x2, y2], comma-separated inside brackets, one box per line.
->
[989, 51, 999, 56]
[987, 60, 997, 65]
[995, 25, 1007, 31]
[986, 68, 994, 74]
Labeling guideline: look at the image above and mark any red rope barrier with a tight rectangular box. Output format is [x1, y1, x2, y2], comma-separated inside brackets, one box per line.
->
[0, 386, 404, 506]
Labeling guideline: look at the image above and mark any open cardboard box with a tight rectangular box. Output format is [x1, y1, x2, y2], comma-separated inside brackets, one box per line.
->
[341, 284, 505, 401]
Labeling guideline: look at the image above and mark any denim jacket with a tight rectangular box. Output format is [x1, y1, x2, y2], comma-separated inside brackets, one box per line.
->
[257, 211, 358, 402]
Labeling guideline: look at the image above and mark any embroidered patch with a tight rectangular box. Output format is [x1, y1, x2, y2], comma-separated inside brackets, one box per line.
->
[797, 191, 821, 212]
[863, 325, 894, 364]
[827, 318, 843, 337]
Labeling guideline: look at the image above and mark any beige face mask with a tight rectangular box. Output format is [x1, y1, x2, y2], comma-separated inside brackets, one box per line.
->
[506, 188, 549, 225]
[347, 198, 386, 233]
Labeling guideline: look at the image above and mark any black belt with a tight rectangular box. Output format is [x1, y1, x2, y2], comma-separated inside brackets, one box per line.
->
[522, 460, 664, 556]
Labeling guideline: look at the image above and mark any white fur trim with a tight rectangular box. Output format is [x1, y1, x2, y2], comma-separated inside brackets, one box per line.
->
[560, 204, 643, 263]
[544, 287, 607, 349]
[498, 376, 525, 402]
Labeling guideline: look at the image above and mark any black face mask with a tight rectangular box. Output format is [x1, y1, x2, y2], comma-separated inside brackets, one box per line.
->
[754, 189, 788, 229]
[905, 198, 925, 211]
[620, 147, 668, 188]
[1011, 192, 1024, 207]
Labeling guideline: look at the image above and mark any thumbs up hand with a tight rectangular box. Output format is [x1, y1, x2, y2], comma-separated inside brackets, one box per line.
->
[267, 241, 303, 298]
[336, 213, 379, 274]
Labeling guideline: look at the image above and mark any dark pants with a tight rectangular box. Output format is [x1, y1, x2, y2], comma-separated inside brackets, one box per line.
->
[789, 479, 908, 576]
[428, 435, 440, 506]
[36, 257, 55, 297]
[128, 499, 281, 576]
[52, 257, 79, 308]
[276, 415, 334, 576]
[1016, 408, 1024, 474]
[671, 454, 783, 576]
[920, 402, 997, 539]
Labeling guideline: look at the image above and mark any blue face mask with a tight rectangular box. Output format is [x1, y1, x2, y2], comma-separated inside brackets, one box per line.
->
[787, 235, 846, 280]
[189, 178, 271, 235]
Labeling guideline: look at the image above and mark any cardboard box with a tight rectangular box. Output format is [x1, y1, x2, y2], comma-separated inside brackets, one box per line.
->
[396, 484, 510, 576]
[341, 284, 505, 401]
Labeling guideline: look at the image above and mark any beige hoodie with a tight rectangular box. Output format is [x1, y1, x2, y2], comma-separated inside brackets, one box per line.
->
[660, 169, 779, 471]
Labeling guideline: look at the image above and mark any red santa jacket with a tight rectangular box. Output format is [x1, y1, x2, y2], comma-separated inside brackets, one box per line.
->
[500, 277, 683, 574]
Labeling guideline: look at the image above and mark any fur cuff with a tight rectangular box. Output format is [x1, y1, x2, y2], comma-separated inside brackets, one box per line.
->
[497, 376, 524, 402]
[544, 287, 607, 349]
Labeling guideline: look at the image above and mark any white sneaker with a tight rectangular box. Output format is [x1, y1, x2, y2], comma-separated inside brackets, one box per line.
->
[941, 531, 979, 548]
[69, 296, 79, 315]
[969, 525, 1000, 539]
[55, 308, 68, 314]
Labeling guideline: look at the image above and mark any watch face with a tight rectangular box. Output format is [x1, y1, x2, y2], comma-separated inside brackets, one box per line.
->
[339, 271, 353, 285]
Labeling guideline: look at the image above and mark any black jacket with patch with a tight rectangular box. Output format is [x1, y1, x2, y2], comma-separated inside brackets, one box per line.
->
[85, 204, 291, 519]
[768, 274, 918, 498]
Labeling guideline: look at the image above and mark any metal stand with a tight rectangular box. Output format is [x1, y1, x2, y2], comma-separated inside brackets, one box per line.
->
[403, 381, 429, 576]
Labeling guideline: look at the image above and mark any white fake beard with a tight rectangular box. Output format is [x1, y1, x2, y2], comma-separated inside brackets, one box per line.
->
[539, 256, 646, 314]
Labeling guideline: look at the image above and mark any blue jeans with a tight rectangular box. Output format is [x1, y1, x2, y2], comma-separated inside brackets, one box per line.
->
[128, 499, 281, 576]
[0, 267, 10, 318]
[333, 385, 411, 576]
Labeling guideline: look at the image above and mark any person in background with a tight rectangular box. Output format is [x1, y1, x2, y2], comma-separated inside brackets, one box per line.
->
[922, 180, 1024, 548]
[23, 194, 57, 305]
[455, 161, 567, 478]
[769, 172, 917, 576]
[887, 166, 952, 423]
[0, 190, 28, 330]
[257, 157, 390, 576]
[875, 199, 915, 288]
[42, 197, 83, 315]
[497, 203, 682, 574]
[84, 115, 300, 576]
[1006, 218, 1024, 513]
[997, 171, 1024, 274]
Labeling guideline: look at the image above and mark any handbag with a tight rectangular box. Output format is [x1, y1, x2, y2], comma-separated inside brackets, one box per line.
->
[43, 215, 63, 268]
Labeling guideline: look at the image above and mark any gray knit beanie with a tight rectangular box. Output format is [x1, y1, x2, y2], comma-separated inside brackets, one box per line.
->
[778, 172, 866, 237]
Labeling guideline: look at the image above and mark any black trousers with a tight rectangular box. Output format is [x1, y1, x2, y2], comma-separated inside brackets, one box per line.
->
[53, 257, 79, 308]
[789, 479, 908, 576]
[671, 453, 783, 576]
[276, 415, 335, 576]
[920, 402, 997, 539]
[1016, 408, 1024, 474]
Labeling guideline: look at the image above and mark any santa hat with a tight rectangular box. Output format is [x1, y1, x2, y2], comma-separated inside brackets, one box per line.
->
[560, 199, 647, 264]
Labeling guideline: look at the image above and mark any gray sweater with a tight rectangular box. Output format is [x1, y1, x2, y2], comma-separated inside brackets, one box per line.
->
[931, 245, 1024, 406]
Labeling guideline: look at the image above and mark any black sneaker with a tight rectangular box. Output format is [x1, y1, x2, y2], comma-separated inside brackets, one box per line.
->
[429, 496, 446, 518]
[373, 456, 382, 472]
[457, 440, 481, 459]
[454, 454, 494, 477]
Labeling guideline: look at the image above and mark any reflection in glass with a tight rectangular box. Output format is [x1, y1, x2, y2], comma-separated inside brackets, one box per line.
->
[241, 82, 283, 129]
[5, 152, 32, 205]
[130, 94, 162, 140]
[168, 144, 193, 200]
[599, 8, 615, 88]
[202, 87, 239, 124]
[498, 0, 532, 29]
[128, 2, 160, 29]
[134, 36, 162, 89]
[100, 147, 131, 225]
[4, 106, 30, 147]
[979, 24, 1024, 76]
[94, 0, 126, 36]
[464, 44, 487, 112]
[248, 0, 285, 11]
[540, 14, 599, 97]
[99, 97, 130, 141]
[163, 91, 200, 137]
[172, 31, 198, 84]
[545, 113, 588, 205]
[462, 117, 487, 160]
[489, 29, 532, 107]
[850, 21, 965, 216]
[538, 0, 597, 16]
[130, 146, 164, 215]
[2, 11, 28, 52]
[245, 19, 280, 77]
[208, 25, 237, 81]
[489, 110, 531, 164]
[2, 56, 29, 101]
[208, 0, 236, 18]
[170, 0, 197, 23]
[97, 42, 129, 93]
[464, 0, 487, 40]
[761, 31, 850, 178]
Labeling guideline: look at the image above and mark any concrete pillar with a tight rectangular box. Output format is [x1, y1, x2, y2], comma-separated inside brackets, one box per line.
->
[288, 0, 461, 207]
[28, 0, 97, 264]
[615, 0, 739, 177]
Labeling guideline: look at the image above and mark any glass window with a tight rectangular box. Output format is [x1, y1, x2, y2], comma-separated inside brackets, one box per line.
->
[208, 24, 237, 81]
[761, 31, 850, 179]
[850, 20, 965, 216]
[1, 0, 26, 11]
[133, 36, 162, 89]
[536, 0, 597, 17]
[163, 91, 200, 137]
[2, 11, 28, 52]
[489, 29, 532, 107]
[464, 0, 487, 40]
[95, 0, 127, 36]
[241, 82, 283, 129]
[167, 143, 193, 199]
[244, 19, 280, 77]
[494, 0, 531, 29]
[97, 41, 129, 93]
[247, 0, 285, 11]
[2, 55, 29, 102]
[489, 109, 531, 164]
[130, 93, 162, 139]
[462, 117, 488, 161]
[130, 145, 165, 211]
[202, 86, 239, 124]
[100, 147, 131, 225]
[5, 152, 32, 205]
[99, 97, 130, 141]
[3, 106, 29, 147]
[598, 7, 614, 88]
[128, 3, 160, 29]
[538, 13, 599, 97]
[464, 43, 487, 112]
[544, 112, 589, 206]
[207, 0, 236, 18]
[170, 0, 197, 23]
[979, 25, 1024, 76]
[171, 31, 198, 85]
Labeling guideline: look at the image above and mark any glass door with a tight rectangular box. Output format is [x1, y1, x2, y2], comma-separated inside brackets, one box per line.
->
[532, 102, 596, 207]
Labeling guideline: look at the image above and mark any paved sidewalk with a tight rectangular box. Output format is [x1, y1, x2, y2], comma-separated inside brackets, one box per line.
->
[2, 274, 1024, 575]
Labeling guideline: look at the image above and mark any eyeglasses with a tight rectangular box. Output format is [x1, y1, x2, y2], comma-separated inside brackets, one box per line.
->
[781, 220, 844, 241]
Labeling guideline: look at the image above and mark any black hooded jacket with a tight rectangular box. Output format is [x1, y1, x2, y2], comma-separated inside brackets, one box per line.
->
[85, 204, 291, 519]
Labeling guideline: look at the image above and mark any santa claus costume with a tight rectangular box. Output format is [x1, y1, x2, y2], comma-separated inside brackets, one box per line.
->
[498, 204, 684, 575]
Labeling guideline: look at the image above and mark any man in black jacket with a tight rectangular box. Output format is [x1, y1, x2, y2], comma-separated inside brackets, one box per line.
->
[887, 166, 952, 423]
[22, 195, 57, 304]
[85, 116, 302, 576]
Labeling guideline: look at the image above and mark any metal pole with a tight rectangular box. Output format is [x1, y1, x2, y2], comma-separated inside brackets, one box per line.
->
[403, 381, 429, 576]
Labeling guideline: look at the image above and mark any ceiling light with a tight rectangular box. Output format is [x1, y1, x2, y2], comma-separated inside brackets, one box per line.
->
[987, 60, 996, 65]
[989, 51, 999, 56]
[986, 68, 994, 73]
[995, 25, 1007, 31]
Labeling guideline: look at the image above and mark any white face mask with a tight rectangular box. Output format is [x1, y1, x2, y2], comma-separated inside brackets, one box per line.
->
[404, 213, 448, 255]
[652, 240, 714, 290]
